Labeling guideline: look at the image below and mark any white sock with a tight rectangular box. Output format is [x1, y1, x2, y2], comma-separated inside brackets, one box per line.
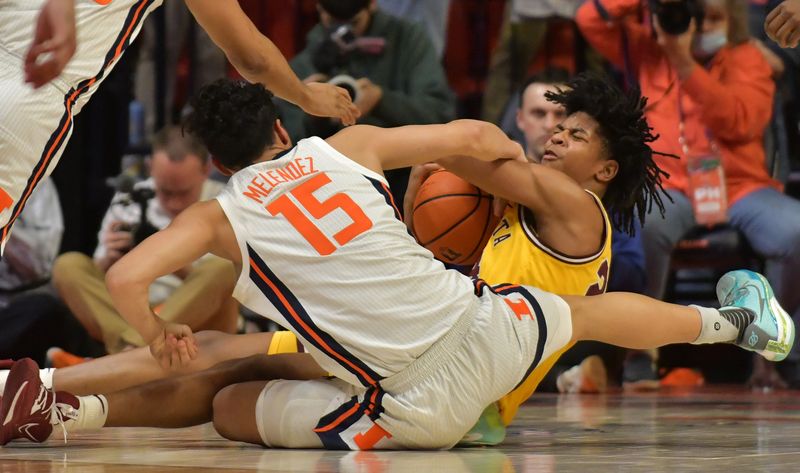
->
[0, 367, 54, 393]
[41, 368, 55, 389]
[691, 305, 741, 345]
[58, 395, 109, 433]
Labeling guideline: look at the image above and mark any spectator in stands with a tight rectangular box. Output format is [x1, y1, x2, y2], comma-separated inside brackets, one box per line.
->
[52, 127, 239, 355]
[578, 0, 800, 387]
[377, 0, 451, 59]
[481, 0, 596, 124]
[279, 0, 455, 208]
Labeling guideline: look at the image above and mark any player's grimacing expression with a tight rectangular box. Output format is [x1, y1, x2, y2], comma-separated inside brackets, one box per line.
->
[541, 111, 617, 187]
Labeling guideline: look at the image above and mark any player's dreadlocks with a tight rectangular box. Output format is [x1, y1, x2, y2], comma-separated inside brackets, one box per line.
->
[545, 73, 673, 235]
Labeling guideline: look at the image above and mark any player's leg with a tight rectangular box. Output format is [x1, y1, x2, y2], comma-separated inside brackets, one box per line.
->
[103, 353, 323, 428]
[0, 352, 324, 444]
[212, 377, 367, 449]
[565, 270, 794, 361]
[0, 331, 308, 398]
[50, 331, 276, 395]
[211, 381, 268, 445]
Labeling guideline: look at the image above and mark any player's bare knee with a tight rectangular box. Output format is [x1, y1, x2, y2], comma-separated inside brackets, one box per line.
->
[560, 295, 585, 343]
[211, 385, 239, 440]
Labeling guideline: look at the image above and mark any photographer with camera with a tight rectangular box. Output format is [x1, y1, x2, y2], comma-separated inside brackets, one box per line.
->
[279, 0, 455, 208]
[577, 0, 800, 388]
[53, 127, 239, 355]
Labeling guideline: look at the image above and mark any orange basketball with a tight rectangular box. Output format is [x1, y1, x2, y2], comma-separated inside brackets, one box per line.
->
[412, 170, 500, 266]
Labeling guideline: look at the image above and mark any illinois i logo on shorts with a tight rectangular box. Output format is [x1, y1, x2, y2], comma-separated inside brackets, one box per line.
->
[0, 187, 12, 213]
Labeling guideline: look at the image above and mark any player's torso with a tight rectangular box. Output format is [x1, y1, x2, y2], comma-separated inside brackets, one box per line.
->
[477, 194, 612, 297]
[477, 193, 613, 425]
[217, 137, 477, 386]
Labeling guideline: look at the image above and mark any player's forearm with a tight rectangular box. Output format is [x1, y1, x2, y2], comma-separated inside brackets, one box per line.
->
[106, 266, 163, 343]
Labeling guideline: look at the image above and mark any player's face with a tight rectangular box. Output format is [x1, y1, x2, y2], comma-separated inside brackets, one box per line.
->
[150, 151, 208, 218]
[541, 112, 612, 185]
[516, 83, 567, 162]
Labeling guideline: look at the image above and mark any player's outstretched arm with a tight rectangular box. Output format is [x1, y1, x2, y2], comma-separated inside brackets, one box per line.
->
[24, 0, 76, 88]
[184, 0, 359, 125]
[327, 120, 525, 174]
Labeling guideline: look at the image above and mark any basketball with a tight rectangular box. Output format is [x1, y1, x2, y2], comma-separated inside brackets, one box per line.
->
[412, 170, 500, 266]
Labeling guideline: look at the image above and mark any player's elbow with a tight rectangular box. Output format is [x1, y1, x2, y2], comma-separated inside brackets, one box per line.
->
[449, 120, 493, 158]
[470, 120, 508, 161]
[229, 49, 270, 80]
[105, 259, 141, 300]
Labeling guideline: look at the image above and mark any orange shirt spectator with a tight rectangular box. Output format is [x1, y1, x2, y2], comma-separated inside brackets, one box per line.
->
[576, 0, 780, 206]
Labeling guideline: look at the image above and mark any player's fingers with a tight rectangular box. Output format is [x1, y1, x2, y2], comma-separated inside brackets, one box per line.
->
[186, 338, 199, 359]
[338, 88, 359, 125]
[176, 339, 192, 366]
[766, 4, 783, 25]
[775, 18, 797, 47]
[170, 344, 181, 369]
[766, 11, 791, 42]
[788, 29, 800, 48]
[492, 197, 508, 218]
[180, 329, 198, 359]
[25, 60, 61, 89]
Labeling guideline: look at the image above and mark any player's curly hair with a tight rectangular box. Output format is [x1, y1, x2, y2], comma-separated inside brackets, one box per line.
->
[183, 79, 278, 171]
[545, 73, 673, 235]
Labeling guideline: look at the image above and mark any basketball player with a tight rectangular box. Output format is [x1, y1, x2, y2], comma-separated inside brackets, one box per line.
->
[0, 0, 359, 254]
[403, 73, 669, 443]
[1, 78, 793, 449]
[0, 73, 642, 407]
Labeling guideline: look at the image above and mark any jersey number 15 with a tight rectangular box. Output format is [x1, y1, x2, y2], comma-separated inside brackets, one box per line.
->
[267, 173, 373, 255]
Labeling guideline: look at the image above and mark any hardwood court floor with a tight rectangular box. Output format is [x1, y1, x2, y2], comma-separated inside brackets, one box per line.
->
[1, 386, 799, 472]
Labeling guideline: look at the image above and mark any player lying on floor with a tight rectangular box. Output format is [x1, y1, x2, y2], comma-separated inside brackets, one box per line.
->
[1, 74, 667, 445]
[1, 78, 793, 450]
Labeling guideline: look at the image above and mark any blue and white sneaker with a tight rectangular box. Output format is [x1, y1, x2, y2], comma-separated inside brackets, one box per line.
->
[716, 270, 795, 362]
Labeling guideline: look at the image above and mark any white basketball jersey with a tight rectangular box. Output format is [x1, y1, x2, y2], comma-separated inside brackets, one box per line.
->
[216, 137, 478, 388]
[0, 0, 163, 252]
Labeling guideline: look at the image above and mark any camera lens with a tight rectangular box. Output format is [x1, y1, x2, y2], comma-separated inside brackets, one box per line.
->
[329, 75, 360, 103]
[653, 0, 693, 35]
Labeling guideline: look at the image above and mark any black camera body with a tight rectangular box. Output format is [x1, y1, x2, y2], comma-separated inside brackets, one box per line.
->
[312, 24, 359, 78]
[108, 174, 160, 248]
[649, 0, 704, 35]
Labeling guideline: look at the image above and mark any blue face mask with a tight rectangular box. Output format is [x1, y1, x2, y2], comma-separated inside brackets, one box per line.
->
[694, 30, 728, 57]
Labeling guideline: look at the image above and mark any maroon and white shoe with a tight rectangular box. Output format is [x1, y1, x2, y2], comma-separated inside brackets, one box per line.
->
[0, 359, 80, 445]
[0, 358, 54, 445]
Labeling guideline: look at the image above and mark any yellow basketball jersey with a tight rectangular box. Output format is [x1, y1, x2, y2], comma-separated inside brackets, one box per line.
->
[477, 191, 612, 425]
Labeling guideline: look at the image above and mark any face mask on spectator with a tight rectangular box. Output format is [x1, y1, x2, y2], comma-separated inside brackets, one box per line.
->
[694, 30, 727, 57]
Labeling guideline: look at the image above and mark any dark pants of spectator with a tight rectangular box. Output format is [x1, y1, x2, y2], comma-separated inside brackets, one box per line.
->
[0, 292, 104, 366]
